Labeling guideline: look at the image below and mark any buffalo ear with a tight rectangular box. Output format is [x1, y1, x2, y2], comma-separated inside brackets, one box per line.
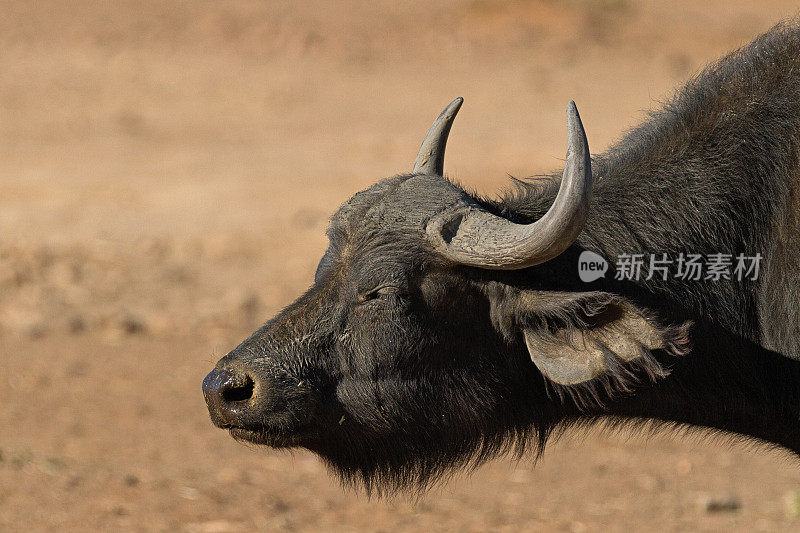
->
[507, 291, 687, 386]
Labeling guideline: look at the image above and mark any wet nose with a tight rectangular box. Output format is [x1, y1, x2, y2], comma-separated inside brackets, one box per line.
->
[202, 367, 256, 427]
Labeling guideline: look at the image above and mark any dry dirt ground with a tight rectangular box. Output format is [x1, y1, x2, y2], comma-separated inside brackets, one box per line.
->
[3, 1, 800, 531]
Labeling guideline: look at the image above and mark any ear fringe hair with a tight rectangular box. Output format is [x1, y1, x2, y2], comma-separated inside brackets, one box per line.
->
[545, 321, 692, 412]
[515, 292, 692, 412]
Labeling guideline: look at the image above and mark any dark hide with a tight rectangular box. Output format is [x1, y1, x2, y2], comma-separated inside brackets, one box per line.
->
[206, 20, 800, 493]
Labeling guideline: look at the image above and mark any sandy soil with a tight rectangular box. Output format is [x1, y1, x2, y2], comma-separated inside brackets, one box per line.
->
[3, 1, 800, 531]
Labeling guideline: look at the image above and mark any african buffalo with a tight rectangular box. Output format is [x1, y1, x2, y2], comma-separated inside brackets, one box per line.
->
[203, 21, 800, 492]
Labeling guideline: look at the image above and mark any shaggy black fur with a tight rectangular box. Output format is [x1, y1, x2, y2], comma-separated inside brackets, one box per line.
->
[207, 20, 800, 494]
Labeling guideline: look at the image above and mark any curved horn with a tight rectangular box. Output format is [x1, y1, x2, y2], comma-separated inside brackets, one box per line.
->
[412, 97, 463, 175]
[426, 101, 593, 270]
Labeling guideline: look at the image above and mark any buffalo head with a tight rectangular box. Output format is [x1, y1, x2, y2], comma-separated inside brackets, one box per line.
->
[202, 99, 688, 492]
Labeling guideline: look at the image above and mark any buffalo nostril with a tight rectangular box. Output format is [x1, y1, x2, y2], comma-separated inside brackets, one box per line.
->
[203, 368, 258, 427]
[220, 374, 255, 403]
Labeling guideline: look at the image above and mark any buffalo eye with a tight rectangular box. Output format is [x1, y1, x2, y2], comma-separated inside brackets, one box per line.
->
[358, 286, 403, 304]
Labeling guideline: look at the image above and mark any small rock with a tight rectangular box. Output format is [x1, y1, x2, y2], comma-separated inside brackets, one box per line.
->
[26, 322, 47, 339]
[700, 494, 741, 513]
[68, 314, 86, 334]
[111, 504, 130, 516]
[178, 486, 199, 500]
[119, 314, 146, 335]
[123, 473, 139, 487]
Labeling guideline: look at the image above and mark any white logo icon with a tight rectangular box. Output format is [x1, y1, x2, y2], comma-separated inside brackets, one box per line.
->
[578, 250, 608, 282]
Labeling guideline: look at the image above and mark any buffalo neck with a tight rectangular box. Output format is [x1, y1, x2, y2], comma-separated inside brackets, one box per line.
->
[582, 324, 800, 454]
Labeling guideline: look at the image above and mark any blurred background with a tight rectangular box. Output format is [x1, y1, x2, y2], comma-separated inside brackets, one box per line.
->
[2, 1, 800, 531]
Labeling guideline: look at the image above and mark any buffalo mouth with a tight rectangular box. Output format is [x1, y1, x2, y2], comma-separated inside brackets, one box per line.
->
[221, 424, 304, 448]
[203, 364, 319, 448]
